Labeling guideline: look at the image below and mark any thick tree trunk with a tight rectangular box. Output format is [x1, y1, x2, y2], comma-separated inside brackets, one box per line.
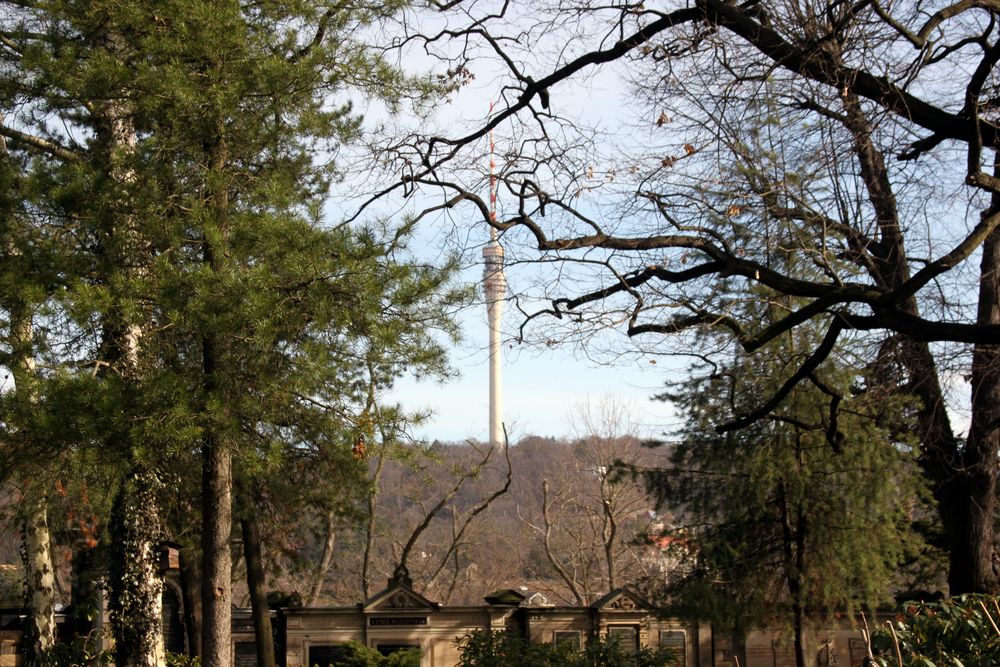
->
[241, 514, 275, 667]
[836, 84, 982, 593]
[109, 469, 166, 667]
[22, 499, 56, 667]
[92, 32, 167, 660]
[949, 221, 1000, 593]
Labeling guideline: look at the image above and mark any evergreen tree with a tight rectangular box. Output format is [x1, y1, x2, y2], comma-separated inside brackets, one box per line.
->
[1, 2, 461, 666]
[645, 326, 921, 667]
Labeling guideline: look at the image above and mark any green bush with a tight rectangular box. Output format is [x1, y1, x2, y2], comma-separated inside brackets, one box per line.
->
[38, 634, 112, 667]
[456, 630, 675, 667]
[872, 595, 1000, 667]
[313, 641, 420, 667]
[166, 653, 201, 667]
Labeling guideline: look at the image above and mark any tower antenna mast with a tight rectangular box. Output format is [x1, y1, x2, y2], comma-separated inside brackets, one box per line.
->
[482, 102, 506, 446]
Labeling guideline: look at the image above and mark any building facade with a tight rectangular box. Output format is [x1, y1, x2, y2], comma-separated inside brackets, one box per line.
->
[231, 577, 873, 667]
[3, 577, 878, 667]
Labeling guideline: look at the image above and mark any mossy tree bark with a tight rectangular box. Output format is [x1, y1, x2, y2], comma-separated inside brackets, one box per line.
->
[109, 469, 165, 667]
[22, 498, 56, 667]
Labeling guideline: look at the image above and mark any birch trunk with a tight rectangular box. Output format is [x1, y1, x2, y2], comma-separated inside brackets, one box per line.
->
[22, 498, 56, 667]
[1, 121, 56, 667]
[97, 41, 165, 664]
[9, 269, 55, 667]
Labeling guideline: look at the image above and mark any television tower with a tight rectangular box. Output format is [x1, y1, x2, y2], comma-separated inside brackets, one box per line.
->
[483, 108, 506, 447]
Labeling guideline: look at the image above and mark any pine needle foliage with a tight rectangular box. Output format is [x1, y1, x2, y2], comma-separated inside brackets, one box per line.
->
[644, 325, 923, 659]
[0, 0, 465, 664]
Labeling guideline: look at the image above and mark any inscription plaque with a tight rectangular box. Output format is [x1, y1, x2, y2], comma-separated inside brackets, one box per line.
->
[369, 616, 428, 626]
[234, 642, 257, 667]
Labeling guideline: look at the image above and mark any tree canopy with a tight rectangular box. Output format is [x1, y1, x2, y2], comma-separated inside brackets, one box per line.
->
[378, 0, 1000, 596]
[0, 1, 464, 665]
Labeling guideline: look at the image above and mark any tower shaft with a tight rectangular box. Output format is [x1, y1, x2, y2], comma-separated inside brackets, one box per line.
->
[483, 242, 506, 446]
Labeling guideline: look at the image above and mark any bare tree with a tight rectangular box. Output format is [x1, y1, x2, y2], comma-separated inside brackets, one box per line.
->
[519, 398, 656, 604]
[369, 0, 1000, 594]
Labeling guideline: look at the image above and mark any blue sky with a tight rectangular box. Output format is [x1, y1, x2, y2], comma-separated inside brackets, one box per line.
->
[387, 294, 683, 443]
[356, 38, 690, 442]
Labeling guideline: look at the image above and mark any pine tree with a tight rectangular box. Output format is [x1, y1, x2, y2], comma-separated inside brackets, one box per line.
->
[1, 2, 461, 666]
[646, 325, 921, 667]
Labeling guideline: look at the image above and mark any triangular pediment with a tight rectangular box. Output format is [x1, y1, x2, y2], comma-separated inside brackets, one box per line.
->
[484, 589, 527, 606]
[591, 589, 648, 612]
[364, 583, 437, 612]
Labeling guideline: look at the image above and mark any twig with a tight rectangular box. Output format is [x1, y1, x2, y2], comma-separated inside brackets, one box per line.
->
[979, 599, 1000, 637]
[861, 612, 875, 660]
[888, 622, 903, 667]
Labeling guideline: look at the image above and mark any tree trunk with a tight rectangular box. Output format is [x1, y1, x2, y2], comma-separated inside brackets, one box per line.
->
[201, 425, 232, 667]
[847, 79, 1000, 594]
[93, 30, 166, 660]
[600, 475, 617, 593]
[777, 478, 807, 667]
[109, 469, 166, 667]
[541, 480, 586, 606]
[180, 547, 203, 658]
[362, 452, 384, 600]
[2, 130, 55, 667]
[69, 542, 101, 640]
[792, 604, 807, 667]
[307, 511, 337, 606]
[949, 217, 1000, 593]
[201, 114, 233, 667]
[22, 499, 56, 667]
[792, 505, 808, 667]
[9, 304, 55, 667]
[241, 514, 275, 667]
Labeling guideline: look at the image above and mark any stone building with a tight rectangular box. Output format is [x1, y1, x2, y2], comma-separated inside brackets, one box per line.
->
[239, 577, 694, 667]
[3, 575, 879, 667]
[231, 575, 873, 667]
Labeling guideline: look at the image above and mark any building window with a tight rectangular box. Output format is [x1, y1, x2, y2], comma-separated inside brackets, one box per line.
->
[375, 643, 421, 659]
[308, 644, 352, 667]
[660, 630, 686, 667]
[554, 631, 581, 651]
[608, 626, 639, 652]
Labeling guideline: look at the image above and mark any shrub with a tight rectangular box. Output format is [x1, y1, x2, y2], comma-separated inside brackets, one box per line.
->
[456, 630, 675, 667]
[313, 641, 420, 667]
[871, 595, 1000, 667]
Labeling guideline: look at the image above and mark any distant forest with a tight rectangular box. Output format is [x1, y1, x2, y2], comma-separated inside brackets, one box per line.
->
[0, 432, 676, 610]
[252, 432, 674, 607]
